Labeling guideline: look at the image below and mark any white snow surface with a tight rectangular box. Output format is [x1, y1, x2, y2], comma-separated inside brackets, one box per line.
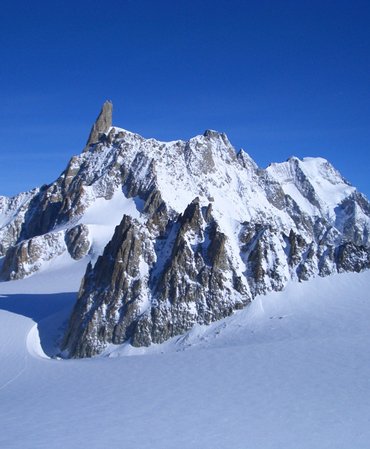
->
[78, 187, 142, 264]
[1, 263, 370, 448]
[267, 156, 355, 217]
[0, 190, 37, 228]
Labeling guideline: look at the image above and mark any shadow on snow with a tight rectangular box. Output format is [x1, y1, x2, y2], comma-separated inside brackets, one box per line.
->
[0, 291, 77, 357]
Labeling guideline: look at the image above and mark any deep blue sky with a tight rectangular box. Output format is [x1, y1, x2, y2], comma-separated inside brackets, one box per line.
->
[1, 0, 369, 197]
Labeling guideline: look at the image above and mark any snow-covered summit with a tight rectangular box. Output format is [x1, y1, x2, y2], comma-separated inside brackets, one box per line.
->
[267, 156, 355, 218]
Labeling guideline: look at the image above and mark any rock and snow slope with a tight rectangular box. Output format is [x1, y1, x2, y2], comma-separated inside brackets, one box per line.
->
[0, 102, 369, 357]
[1, 263, 370, 449]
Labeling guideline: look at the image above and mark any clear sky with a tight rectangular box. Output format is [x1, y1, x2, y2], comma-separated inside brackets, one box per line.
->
[1, 0, 369, 198]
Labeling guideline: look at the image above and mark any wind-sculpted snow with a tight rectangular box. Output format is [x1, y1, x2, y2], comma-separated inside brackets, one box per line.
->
[0, 103, 369, 357]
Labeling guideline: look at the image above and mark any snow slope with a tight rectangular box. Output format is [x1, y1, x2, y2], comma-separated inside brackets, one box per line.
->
[78, 187, 143, 264]
[1, 265, 370, 449]
[267, 156, 355, 218]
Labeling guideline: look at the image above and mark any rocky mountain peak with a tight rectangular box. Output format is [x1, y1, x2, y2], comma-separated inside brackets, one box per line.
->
[203, 129, 226, 139]
[85, 100, 113, 149]
[1, 101, 369, 357]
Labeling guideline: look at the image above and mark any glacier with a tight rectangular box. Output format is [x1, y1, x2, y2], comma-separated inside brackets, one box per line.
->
[1, 261, 370, 448]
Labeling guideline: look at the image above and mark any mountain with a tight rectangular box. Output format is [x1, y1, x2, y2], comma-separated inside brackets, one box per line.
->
[0, 102, 369, 358]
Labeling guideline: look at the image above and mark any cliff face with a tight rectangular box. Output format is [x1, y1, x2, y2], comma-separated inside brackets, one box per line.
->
[85, 100, 113, 149]
[1, 103, 370, 357]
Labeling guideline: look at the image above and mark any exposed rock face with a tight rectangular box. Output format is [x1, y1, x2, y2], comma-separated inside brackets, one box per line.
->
[85, 100, 113, 149]
[0, 230, 66, 280]
[63, 215, 147, 357]
[0, 190, 38, 256]
[131, 198, 248, 348]
[1, 102, 370, 357]
[0, 223, 91, 280]
[63, 198, 249, 357]
[65, 224, 91, 260]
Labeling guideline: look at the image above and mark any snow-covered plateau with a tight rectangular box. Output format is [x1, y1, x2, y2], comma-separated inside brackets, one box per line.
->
[1, 101, 370, 447]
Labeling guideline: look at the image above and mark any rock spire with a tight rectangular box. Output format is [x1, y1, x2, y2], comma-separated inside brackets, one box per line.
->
[85, 100, 113, 149]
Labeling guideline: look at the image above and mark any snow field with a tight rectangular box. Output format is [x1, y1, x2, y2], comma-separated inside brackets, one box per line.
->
[1, 267, 370, 448]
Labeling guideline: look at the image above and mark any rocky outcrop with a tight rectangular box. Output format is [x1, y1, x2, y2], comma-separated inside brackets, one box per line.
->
[336, 242, 370, 272]
[62, 215, 147, 357]
[0, 222, 90, 280]
[0, 190, 38, 256]
[335, 192, 370, 246]
[85, 100, 113, 149]
[65, 224, 90, 260]
[239, 216, 370, 296]
[131, 199, 248, 348]
[0, 230, 66, 280]
[62, 198, 250, 357]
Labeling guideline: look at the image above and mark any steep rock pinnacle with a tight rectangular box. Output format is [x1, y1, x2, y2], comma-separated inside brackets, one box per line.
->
[85, 100, 113, 149]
